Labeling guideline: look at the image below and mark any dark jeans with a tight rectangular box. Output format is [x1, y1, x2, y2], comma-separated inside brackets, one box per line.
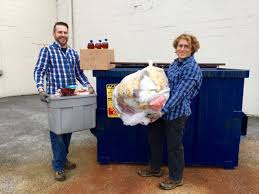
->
[49, 131, 72, 172]
[148, 116, 187, 181]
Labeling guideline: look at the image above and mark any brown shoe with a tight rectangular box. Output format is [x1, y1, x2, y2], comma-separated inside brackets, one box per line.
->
[54, 170, 66, 181]
[64, 160, 76, 170]
[159, 178, 183, 190]
[138, 168, 163, 177]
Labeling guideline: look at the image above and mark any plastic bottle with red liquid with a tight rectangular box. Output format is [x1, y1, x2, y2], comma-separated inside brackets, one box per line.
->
[95, 40, 102, 49]
[87, 40, 94, 49]
[101, 38, 109, 49]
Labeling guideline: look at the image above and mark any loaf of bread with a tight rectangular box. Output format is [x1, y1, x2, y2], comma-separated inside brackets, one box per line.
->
[145, 66, 168, 91]
[116, 73, 141, 97]
[116, 66, 168, 98]
[112, 64, 170, 126]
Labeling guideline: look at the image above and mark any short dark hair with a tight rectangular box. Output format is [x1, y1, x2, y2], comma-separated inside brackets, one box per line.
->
[53, 21, 69, 32]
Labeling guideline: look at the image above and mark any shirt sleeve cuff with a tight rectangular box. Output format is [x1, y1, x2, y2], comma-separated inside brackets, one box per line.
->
[162, 107, 169, 114]
[36, 84, 44, 89]
[82, 81, 90, 87]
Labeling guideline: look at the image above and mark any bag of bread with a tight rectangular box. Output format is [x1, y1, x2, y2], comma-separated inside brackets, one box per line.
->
[112, 61, 170, 126]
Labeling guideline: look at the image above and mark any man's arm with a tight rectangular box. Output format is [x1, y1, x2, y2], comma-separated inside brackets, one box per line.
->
[34, 47, 50, 102]
[33, 47, 49, 92]
[74, 51, 90, 86]
[162, 66, 200, 114]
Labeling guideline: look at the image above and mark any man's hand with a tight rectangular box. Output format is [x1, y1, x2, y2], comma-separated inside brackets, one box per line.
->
[39, 91, 50, 103]
[159, 111, 165, 117]
[147, 112, 164, 123]
[87, 84, 95, 94]
[147, 112, 159, 123]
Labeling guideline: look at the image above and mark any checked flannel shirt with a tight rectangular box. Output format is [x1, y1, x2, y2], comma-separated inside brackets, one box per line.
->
[162, 55, 203, 120]
[34, 41, 89, 95]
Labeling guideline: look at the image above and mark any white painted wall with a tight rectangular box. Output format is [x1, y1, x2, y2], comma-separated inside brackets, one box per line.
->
[0, 0, 56, 97]
[0, 0, 258, 116]
[72, 0, 259, 116]
[56, 0, 96, 89]
[56, 0, 74, 46]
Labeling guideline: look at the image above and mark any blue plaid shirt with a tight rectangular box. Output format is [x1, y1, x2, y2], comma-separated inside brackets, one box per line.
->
[34, 42, 89, 95]
[162, 55, 203, 120]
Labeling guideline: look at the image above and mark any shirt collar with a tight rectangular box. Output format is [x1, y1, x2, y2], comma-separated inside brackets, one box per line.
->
[175, 55, 194, 66]
[53, 41, 70, 51]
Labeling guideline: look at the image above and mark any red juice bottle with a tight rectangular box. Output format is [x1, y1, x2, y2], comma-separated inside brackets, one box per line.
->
[87, 40, 94, 49]
[95, 40, 102, 49]
[101, 38, 109, 49]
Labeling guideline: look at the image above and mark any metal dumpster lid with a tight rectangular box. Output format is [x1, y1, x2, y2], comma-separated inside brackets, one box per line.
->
[93, 62, 249, 78]
[110, 62, 225, 68]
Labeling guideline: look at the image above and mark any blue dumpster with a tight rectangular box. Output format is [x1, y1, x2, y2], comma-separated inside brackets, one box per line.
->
[91, 65, 249, 169]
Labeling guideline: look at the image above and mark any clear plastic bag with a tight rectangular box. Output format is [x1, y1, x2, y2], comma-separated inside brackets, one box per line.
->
[112, 61, 170, 126]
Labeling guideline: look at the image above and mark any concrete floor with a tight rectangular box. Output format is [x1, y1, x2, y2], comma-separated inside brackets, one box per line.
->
[0, 95, 259, 194]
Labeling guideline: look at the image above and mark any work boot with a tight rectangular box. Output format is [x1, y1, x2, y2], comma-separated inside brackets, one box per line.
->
[54, 170, 66, 181]
[159, 178, 183, 190]
[138, 167, 163, 177]
[64, 160, 76, 170]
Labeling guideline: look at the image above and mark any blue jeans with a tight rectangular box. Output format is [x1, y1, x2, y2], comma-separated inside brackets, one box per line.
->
[49, 131, 72, 172]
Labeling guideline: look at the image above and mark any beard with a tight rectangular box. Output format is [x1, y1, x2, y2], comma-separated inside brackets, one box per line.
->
[55, 37, 68, 47]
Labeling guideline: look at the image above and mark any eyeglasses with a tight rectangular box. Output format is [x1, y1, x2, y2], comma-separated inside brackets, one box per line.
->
[177, 44, 190, 49]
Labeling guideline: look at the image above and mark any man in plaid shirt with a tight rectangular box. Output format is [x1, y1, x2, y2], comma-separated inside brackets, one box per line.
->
[34, 22, 93, 181]
[138, 34, 203, 190]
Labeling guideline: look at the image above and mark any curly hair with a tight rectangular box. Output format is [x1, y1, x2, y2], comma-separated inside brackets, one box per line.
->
[173, 34, 200, 54]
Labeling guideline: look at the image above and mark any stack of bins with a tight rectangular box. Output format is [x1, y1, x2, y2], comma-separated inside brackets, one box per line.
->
[91, 66, 249, 169]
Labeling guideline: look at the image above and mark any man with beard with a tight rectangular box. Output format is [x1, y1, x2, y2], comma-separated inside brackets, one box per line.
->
[34, 21, 93, 181]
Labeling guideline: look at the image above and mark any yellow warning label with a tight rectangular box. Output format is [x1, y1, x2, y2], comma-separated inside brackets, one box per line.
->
[106, 84, 120, 118]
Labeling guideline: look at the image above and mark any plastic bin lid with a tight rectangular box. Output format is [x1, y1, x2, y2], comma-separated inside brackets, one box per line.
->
[49, 94, 97, 101]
